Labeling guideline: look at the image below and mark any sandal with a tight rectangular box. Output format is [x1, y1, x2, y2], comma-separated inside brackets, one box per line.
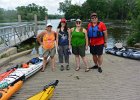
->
[75, 67, 80, 71]
[41, 70, 44, 72]
[85, 68, 90, 72]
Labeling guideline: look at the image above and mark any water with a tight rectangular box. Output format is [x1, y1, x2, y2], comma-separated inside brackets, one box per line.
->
[0, 19, 131, 53]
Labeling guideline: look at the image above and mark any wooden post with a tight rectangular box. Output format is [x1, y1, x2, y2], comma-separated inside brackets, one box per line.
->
[45, 16, 48, 25]
[34, 14, 38, 35]
[18, 15, 21, 24]
[34, 14, 39, 54]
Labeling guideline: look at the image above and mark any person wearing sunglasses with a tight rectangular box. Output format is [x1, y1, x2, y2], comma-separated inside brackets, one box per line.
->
[87, 12, 108, 73]
[69, 19, 90, 72]
[56, 18, 70, 71]
[37, 23, 58, 72]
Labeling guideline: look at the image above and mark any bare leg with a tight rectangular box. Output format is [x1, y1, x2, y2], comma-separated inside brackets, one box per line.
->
[97, 55, 103, 67]
[75, 55, 80, 70]
[97, 55, 103, 73]
[93, 55, 98, 65]
[81, 56, 88, 68]
[51, 56, 55, 71]
[81, 56, 90, 72]
[42, 56, 47, 71]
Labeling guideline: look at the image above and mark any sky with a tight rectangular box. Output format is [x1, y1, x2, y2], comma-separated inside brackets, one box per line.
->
[0, 0, 86, 14]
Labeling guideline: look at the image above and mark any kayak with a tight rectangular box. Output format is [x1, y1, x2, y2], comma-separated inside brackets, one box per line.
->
[0, 65, 19, 81]
[0, 70, 25, 85]
[105, 48, 140, 60]
[27, 80, 59, 100]
[0, 57, 44, 85]
[0, 80, 23, 100]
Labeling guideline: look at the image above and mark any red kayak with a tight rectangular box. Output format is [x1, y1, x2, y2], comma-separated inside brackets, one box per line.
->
[0, 65, 18, 81]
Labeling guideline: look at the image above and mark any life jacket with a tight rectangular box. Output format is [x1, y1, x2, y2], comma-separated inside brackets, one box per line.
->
[88, 22, 103, 38]
[42, 32, 55, 50]
[22, 63, 29, 68]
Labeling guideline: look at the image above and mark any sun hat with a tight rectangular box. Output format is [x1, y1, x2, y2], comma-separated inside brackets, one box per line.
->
[46, 23, 52, 27]
[76, 19, 81, 22]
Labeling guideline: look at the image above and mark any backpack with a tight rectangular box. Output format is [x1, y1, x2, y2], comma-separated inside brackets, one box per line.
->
[88, 22, 103, 38]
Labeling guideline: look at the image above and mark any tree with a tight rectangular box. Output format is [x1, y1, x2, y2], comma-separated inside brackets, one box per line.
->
[16, 3, 48, 21]
[58, 0, 72, 13]
[65, 4, 81, 19]
[0, 8, 4, 21]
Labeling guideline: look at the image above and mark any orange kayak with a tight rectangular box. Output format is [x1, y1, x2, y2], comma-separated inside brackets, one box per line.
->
[0, 80, 23, 100]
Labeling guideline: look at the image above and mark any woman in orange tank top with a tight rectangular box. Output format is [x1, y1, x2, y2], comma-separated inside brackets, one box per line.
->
[37, 23, 58, 72]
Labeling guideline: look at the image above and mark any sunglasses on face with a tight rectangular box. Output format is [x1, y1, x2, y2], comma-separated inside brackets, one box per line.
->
[76, 21, 81, 24]
[91, 15, 97, 19]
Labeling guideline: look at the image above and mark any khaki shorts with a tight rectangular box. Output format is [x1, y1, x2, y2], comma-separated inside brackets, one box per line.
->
[43, 47, 56, 57]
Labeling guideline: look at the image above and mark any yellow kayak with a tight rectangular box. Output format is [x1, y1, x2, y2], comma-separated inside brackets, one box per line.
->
[27, 80, 59, 100]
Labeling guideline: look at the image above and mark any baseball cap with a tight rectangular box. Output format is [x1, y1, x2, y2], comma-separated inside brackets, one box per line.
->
[46, 23, 52, 27]
[90, 13, 97, 17]
[61, 18, 66, 23]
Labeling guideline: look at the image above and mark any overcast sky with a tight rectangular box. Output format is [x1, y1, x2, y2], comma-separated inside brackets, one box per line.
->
[0, 0, 86, 14]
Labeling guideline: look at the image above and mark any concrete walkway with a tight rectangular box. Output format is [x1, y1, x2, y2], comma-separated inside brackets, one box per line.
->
[0, 53, 140, 100]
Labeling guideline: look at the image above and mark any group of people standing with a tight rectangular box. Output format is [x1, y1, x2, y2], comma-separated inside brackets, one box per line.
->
[37, 12, 108, 73]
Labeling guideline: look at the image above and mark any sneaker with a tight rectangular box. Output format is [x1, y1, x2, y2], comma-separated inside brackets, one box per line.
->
[98, 67, 102, 73]
[66, 65, 70, 70]
[89, 65, 98, 69]
[60, 65, 64, 71]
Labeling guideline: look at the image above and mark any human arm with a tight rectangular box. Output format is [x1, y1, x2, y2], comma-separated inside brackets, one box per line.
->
[83, 28, 88, 50]
[56, 29, 60, 49]
[68, 28, 73, 49]
[103, 30, 108, 48]
[36, 32, 44, 45]
[101, 22, 108, 48]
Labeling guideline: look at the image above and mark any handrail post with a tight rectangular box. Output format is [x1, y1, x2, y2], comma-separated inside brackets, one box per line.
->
[45, 16, 48, 25]
[18, 15, 21, 24]
[34, 14, 38, 36]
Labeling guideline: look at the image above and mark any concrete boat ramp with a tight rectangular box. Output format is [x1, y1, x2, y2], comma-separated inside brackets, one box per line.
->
[0, 53, 140, 100]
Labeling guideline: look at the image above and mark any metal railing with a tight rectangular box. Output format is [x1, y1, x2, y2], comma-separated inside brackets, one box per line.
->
[0, 23, 35, 52]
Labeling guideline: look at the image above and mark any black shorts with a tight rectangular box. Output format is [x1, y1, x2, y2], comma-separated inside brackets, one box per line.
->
[72, 45, 85, 57]
[90, 44, 104, 55]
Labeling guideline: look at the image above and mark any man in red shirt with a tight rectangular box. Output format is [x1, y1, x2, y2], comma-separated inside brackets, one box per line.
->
[87, 12, 108, 73]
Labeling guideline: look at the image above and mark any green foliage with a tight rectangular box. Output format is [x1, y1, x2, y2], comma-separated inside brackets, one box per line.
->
[65, 4, 82, 19]
[0, 8, 4, 21]
[127, 32, 140, 46]
[0, 9, 17, 22]
[127, 15, 140, 46]
[58, 0, 72, 13]
[58, 0, 139, 20]
[16, 3, 48, 21]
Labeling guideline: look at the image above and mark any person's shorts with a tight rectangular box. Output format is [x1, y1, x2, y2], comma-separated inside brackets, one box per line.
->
[72, 45, 85, 57]
[43, 47, 56, 58]
[90, 44, 104, 55]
